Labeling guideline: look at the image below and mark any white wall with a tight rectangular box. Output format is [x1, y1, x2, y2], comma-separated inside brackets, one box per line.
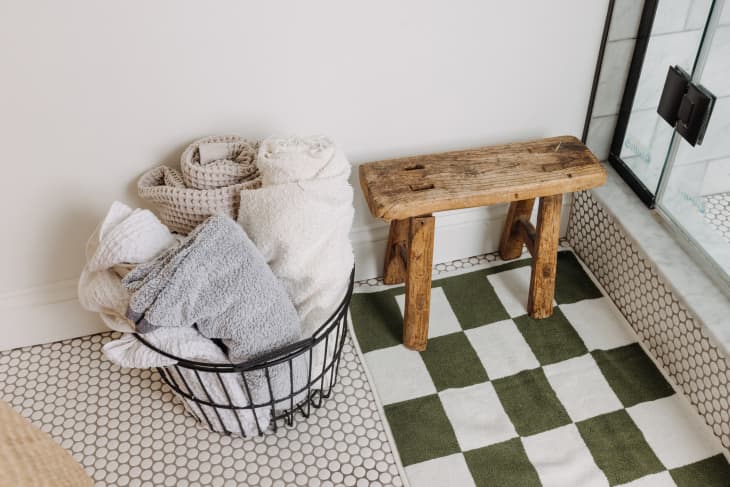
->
[0, 0, 608, 347]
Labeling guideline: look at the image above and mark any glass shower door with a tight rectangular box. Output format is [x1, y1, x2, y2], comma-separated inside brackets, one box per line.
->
[611, 0, 714, 203]
[656, 0, 730, 283]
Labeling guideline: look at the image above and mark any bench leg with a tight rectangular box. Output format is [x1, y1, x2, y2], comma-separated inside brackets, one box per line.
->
[528, 195, 562, 319]
[403, 215, 435, 351]
[383, 219, 410, 285]
[499, 199, 536, 260]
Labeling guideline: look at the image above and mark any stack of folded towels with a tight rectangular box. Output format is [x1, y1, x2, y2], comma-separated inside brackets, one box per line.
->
[78, 135, 354, 434]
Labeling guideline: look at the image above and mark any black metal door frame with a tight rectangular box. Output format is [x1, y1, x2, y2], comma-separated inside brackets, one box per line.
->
[581, 0, 660, 208]
[609, 0, 660, 207]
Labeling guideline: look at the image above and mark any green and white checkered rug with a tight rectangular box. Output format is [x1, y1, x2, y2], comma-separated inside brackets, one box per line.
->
[350, 251, 730, 487]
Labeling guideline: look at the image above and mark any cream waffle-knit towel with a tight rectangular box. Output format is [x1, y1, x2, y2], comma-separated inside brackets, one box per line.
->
[137, 166, 257, 235]
[180, 135, 260, 189]
[237, 135, 354, 341]
[138, 135, 262, 234]
[77, 201, 176, 332]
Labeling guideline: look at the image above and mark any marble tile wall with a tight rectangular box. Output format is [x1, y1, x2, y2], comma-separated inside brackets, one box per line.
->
[592, 38, 637, 120]
[688, 0, 730, 28]
[631, 30, 701, 112]
[585, 0, 645, 162]
[701, 157, 730, 196]
[673, 15, 730, 196]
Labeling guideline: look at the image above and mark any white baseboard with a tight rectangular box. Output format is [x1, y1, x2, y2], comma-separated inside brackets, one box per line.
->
[0, 279, 106, 352]
[0, 199, 571, 351]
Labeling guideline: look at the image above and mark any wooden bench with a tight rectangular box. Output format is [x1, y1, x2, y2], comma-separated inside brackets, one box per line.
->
[359, 135, 606, 351]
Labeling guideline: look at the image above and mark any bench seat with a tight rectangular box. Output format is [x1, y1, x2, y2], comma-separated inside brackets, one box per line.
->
[358, 135, 606, 351]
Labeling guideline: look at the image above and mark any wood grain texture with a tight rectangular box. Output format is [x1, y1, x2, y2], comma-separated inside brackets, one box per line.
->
[383, 219, 409, 285]
[499, 199, 535, 260]
[403, 216, 435, 351]
[359, 135, 606, 220]
[516, 219, 537, 257]
[527, 195, 562, 319]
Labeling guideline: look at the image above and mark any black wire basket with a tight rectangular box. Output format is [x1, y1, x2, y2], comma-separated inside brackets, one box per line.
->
[133, 268, 354, 437]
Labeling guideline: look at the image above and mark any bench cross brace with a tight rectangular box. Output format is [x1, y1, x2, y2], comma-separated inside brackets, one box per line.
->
[499, 195, 563, 319]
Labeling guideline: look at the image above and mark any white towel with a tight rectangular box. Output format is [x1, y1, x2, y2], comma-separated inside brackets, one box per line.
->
[78, 202, 177, 332]
[102, 329, 270, 434]
[80, 202, 270, 435]
[237, 136, 354, 340]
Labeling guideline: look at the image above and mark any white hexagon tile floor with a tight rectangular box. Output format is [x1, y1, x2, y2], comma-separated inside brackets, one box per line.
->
[704, 192, 730, 243]
[0, 332, 403, 487]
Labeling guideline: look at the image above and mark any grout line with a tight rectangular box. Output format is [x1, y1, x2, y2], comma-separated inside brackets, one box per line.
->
[607, 35, 639, 42]
[591, 113, 620, 121]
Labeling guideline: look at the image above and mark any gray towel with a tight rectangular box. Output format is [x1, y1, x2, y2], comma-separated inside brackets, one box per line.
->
[124, 214, 308, 409]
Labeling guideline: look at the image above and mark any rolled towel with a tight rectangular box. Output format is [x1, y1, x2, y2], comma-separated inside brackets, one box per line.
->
[180, 135, 260, 190]
[137, 165, 260, 235]
[102, 329, 267, 435]
[237, 135, 354, 340]
[124, 215, 308, 408]
[137, 135, 261, 234]
[77, 201, 177, 333]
